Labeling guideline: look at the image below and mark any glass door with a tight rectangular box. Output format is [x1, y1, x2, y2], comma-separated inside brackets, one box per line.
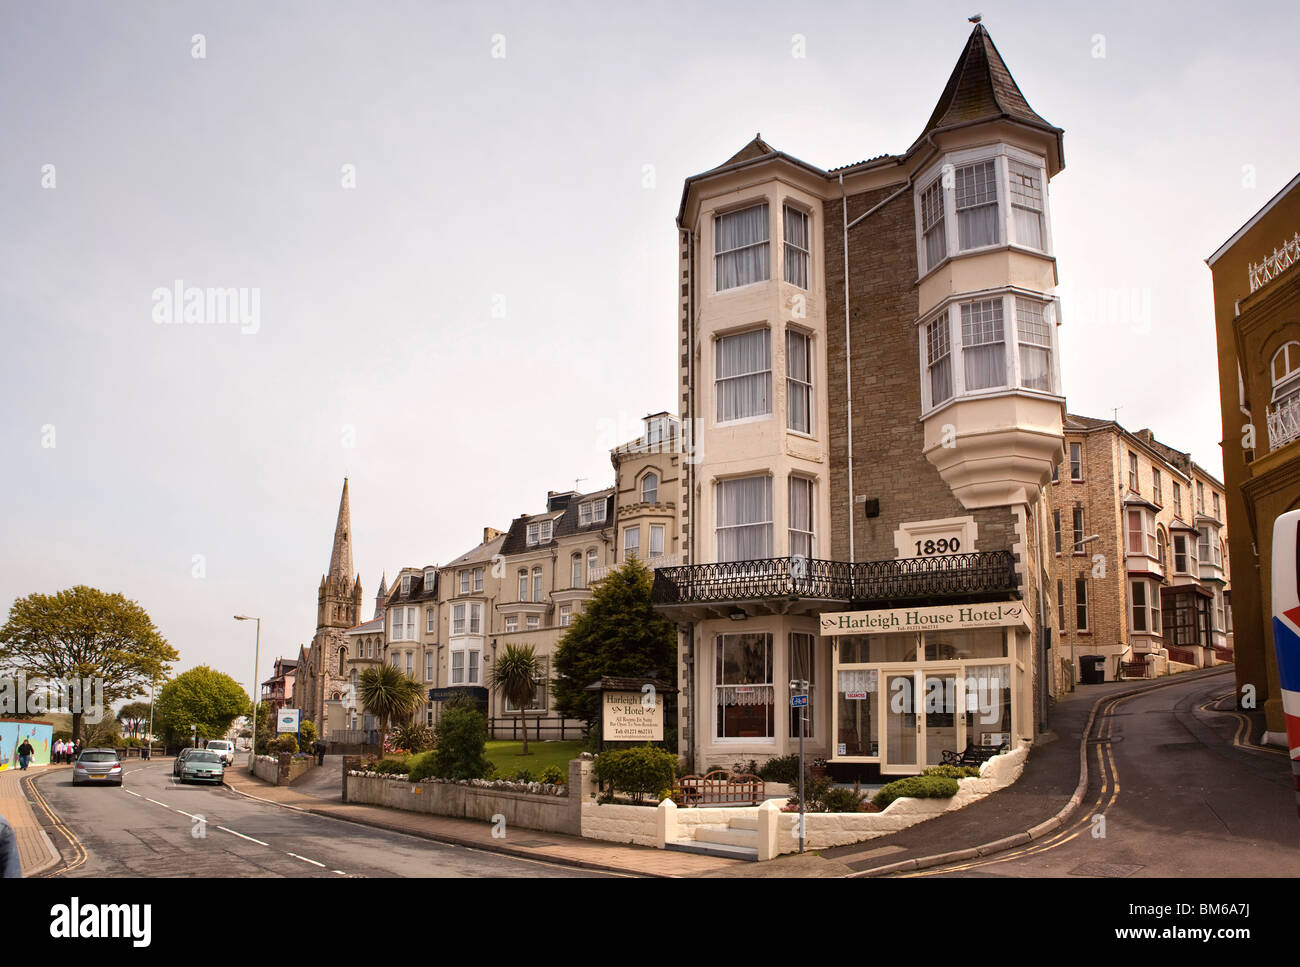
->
[923, 669, 960, 766]
[883, 672, 919, 772]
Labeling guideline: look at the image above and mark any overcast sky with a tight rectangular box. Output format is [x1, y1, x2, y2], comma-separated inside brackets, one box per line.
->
[2, 0, 1297, 702]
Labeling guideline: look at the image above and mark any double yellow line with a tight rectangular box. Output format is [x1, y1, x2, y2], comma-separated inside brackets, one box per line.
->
[1198, 691, 1287, 758]
[902, 690, 1132, 876]
[23, 770, 87, 877]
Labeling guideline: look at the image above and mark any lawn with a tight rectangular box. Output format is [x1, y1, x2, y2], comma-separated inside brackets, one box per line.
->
[485, 740, 585, 777]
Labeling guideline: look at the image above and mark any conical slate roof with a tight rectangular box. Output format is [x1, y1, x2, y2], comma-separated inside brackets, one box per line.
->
[327, 478, 354, 582]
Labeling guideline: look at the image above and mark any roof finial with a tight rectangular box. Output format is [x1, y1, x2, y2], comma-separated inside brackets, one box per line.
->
[969, 13, 982, 23]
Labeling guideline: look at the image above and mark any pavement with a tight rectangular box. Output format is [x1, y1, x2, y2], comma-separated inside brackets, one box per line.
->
[0, 764, 66, 876]
[222, 759, 740, 878]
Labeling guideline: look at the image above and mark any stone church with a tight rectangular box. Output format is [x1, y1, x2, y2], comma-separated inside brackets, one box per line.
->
[295, 478, 363, 736]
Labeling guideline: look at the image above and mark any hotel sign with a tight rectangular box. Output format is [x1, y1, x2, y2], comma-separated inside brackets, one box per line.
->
[819, 601, 1030, 635]
[601, 691, 664, 742]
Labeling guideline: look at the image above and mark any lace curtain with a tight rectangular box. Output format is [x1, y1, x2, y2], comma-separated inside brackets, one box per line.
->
[716, 476, 773, 561]
[716, 328, 771, 421]
[961, 299, 1005, 390]
[715, 203, 770, 289]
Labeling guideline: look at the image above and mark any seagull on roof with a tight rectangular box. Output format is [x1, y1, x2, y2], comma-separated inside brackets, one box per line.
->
[969, 13, 982, 23]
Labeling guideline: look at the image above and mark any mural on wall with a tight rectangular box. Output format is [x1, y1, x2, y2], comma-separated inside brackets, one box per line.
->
[0, 720, 54, 770]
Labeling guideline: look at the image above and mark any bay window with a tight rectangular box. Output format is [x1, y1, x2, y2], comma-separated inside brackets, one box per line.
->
[715, 203, 770, 291]
[1015, 298, 1052, 391]
[1008, 160, 1045, 250]
[641, 472, 658, 505]
[716, 328, 772, 422]
[526, 615, 540, 630]
[787, 329, 813, 434]
[452, 603, 466, 636]
[789, 476, 815, 559]
[783, 205, 810, 288]
[716, 476, 773, 562]
[450, 645, 481, 686]
[715, 633, 774, 740]
[926, 315, 953, 406]
[920, 178, 946, 273]
[1126, 508, 1156, 557]
[1173, 533, 1196, 574]
[623, 526, 640, 560]
[961, 299, 1005, 390]
[955, 159, 999, 249]
[1131, 580, 1160, 635]
[649, 524, 665, 558]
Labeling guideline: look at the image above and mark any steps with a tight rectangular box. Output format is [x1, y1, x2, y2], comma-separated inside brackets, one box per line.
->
[666, 816, 760, 861]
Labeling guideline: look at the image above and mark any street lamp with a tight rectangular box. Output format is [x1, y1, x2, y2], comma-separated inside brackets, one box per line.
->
[234, 615, 261, 770]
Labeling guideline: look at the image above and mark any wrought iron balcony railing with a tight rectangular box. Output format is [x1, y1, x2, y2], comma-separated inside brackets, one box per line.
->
[651, 550, 1018, 608]
[1267, 394, 1300, 451]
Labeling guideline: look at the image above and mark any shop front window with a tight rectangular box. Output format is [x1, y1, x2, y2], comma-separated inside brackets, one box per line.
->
[963, 663, 1012, 750]
[788, 633, 816, 739]
[715, 633, 774, 740]
[836, 668, 878, 757]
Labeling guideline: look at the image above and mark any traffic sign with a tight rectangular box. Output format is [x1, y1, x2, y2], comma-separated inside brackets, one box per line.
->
[790, 694, 808, 708]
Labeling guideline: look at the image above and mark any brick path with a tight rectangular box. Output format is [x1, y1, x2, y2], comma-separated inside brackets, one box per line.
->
[223, 764, 739, 878]
[0, 765, 66, 876]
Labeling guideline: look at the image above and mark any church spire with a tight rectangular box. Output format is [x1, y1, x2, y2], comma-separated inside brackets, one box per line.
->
[328, 477, 354, 583]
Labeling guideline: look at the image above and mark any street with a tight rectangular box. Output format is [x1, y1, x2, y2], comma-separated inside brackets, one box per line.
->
[28, 759, 612, 878]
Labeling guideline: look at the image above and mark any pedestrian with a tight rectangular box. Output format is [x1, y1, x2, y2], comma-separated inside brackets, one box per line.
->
[313, 738, 325, 767]
[0, 812, 20, 878]
[17, 738, 34, 771]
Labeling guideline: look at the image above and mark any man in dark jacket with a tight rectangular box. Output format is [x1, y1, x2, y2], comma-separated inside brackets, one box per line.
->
[0, 813, 21, 877]
[17, 739, 34, 771]
[312, 739, 326, 766]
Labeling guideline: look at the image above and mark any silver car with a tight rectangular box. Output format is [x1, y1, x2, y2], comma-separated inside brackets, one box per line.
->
[72, 749, 123, 787]
[179, 751, 225, 785]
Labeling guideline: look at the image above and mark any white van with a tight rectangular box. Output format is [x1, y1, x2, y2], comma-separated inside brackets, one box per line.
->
[206, 739, 236, 766]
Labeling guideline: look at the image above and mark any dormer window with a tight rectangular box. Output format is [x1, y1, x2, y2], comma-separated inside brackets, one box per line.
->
[715, 202, 770, 291]
[526, 520, 554, 546]
[424, 569, 435, 593]
[578, 499, 607, 527]
[401, 575, 411, 596]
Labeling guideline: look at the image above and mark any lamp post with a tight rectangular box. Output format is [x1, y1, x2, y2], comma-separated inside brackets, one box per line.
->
[235, 615, 261, 770]
[146, 677, 157, 760]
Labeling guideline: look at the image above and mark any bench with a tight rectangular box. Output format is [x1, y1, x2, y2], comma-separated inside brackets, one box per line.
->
[1119, 661, 1148, 679]
[940, 741, 1008, 768]
[677, 770, 764, 806]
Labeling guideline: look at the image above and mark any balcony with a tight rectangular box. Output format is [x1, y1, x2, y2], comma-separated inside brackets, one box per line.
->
[1267, 394, 1300, 451]
[651, 550, 1019, 619]
[1248, 231, 1299, 293]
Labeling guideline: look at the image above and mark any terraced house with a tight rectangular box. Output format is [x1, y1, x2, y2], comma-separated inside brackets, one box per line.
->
[651, 23, 1067, 779]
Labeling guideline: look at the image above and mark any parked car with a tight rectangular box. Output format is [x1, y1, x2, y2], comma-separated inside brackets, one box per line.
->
[173, 747, 198, 777]
[72, 749, 123, 787]
[205, 740, 235, 766]
[179, 751, 225, 785]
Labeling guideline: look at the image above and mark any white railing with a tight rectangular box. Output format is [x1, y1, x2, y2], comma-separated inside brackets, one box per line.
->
[588, 553, 683, 583]
[1267, 394, 1300, 450]
[1249, 232, 1300, 293]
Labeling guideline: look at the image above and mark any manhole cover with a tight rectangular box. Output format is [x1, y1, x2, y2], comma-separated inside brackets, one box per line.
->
[1070, 862, 1144, 878]
[511, 840, 554, 848]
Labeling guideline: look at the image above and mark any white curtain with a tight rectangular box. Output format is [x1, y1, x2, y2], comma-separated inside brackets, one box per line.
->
[786, 330, 811, 432]
[716, 476, 773, 561]
[783, 206, 809, 287]
[788, 477, 814, 558]
[956, 160, 999, 249]
[1009, 161, 1044, 249]
[716, 329, 771, 421]
[921, 181, 946, 270]
[961, 299, 1005, 390]
[927, 317, 952, 404]
[1016, 298, 1052, 391]
[715, 204, 770, 289]
[641, 473, 657, 504]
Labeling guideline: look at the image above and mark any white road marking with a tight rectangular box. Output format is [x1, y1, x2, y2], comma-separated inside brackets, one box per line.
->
[145, 798, 170, 808]
[124, 790, 142, 798]
[217, 826, 269, 847]
[288, 852, 326, 867]
[333, 870, 347, 875]
[173, 809, 196, 819]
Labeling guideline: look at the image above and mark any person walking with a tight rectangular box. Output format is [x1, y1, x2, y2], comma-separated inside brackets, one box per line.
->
[312, 738, 326, 767]
[17, 738, 34, 771]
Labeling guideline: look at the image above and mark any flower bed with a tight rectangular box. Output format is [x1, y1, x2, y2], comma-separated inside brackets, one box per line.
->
[346, 770, 566, 797]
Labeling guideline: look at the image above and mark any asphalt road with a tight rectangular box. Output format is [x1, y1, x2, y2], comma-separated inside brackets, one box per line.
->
[907, 670, 1300, 878]
[31, 759, 610, 878]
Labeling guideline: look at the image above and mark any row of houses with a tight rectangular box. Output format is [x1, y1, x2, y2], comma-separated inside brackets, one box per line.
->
[275, 22, 1242, 779]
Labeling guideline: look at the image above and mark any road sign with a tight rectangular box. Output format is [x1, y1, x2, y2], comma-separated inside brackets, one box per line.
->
[791, 694, 808, 708]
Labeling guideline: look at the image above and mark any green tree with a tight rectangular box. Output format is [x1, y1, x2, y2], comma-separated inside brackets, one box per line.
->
[117, 701, 151, 739]
[432, 701, 490, 779]
[0, 586, 178, 742]
[154, 666, 251, 748]
[488, 642, 542, 755]
[552, 558, 676, 727]
[299, 719, 318, 749]
[357, 665, 424, 743]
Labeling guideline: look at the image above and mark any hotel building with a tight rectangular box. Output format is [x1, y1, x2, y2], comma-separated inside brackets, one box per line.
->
[651, 24, 1067, 777]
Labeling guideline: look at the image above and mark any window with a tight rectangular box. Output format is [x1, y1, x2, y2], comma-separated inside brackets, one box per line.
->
[450, 645, 481, 686]
[1069, 442, 1083, 481]
[624, 526, 640, 560]
[1152, 468, 1162, 505]
[1127, 508, 1155, 557]
[1199, 526, 1222, 567]
[424, 569, 435, 592]
[1174, 534, 1193, 574]
[469, 602, 481, 635]
[579, 502, 591, 526]
[1052, 459, 1059, 483]
[426, 607, 435, 634]
[526, 519, 554, 546]
[1271, 342, 1300, 404]
[401, 575, 411, 596]
[504, 616, 518, 633]
[641, 472, 658, 505]
[1131, 580, 1158, 633]
[926, 315, 953, 406]
[587, 548, 598, 581]
[1057, 579, 1065, 631]
[1174, 482, 1183, 518]
[716, 476, 773, 562]
[788, 633, 816, 739]
[1008, 160, 1044, 250]
[1214, 588, 1226, 632]
[405, 608, 414, 640]
[1157, 527, 1168, 570]
[955, 159, 999, 250]
[579, 499, 607, 525]
[406, 652, 413, 676]
[1072, 506, 1085, 553]
[1075, 579, 1089, 631]
[1196, 481, 1205, 514]
[960, 299, 1005, 391]
[1212, 492, 1221, 521]
[1016, 298, 1052, 391]
[559, 604, 572, 628]
[452, 603, 466, 636]
[526, 615, 540, 630]
[392, 652, 401, 669]
[789, 477, 815, 559]
[715, 202, 770, 291]
[920, 178, 947, 272]
[518, 569, 528, 601]
[787, 329, 813, 433]
[715, 633, 774, 740]
[783, 205, 809, 288]
[716, 328, 772, 422]
[1052, 510, 1062, 553]
[571, 554, 583, 588]
[425, 652, 433, 682]
[532, 566, 543, 603]
[459, 570, 470, 595]
[649, 524, 665, 559]
[1127, 452, 1138, 493]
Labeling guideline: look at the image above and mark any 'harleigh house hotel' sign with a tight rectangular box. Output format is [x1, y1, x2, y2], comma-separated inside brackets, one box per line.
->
[819, 602, 1030, 635]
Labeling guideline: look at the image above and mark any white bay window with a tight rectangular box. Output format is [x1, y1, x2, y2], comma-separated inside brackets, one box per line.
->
[715, 203, 770, 291]
[716, 476, 773, 562]
[716, 328, 771, 423]
[783, 205, 809, 288]
[786, 329, 813, 434]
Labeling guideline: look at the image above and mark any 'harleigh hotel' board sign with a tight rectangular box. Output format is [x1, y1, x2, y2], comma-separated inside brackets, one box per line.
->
[819, 601, 1030, 635]
[601, 691, 664, 742]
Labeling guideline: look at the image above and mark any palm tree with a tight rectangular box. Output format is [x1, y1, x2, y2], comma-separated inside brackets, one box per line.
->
[358, 665, 425, 750]
[488, 643, 542, 755]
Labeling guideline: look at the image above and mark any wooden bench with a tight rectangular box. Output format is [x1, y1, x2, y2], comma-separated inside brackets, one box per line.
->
[677, 770, 764, 806]
[1119, 660, 1148, 679]
[940, 741, 1008, 768]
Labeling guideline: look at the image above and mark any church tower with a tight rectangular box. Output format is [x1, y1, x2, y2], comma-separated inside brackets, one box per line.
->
[373, 572, 388, 621]
[317, 478, 364, 631]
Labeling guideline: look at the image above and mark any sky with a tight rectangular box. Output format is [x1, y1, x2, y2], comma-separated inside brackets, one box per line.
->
[1, 0, 1297, 703]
